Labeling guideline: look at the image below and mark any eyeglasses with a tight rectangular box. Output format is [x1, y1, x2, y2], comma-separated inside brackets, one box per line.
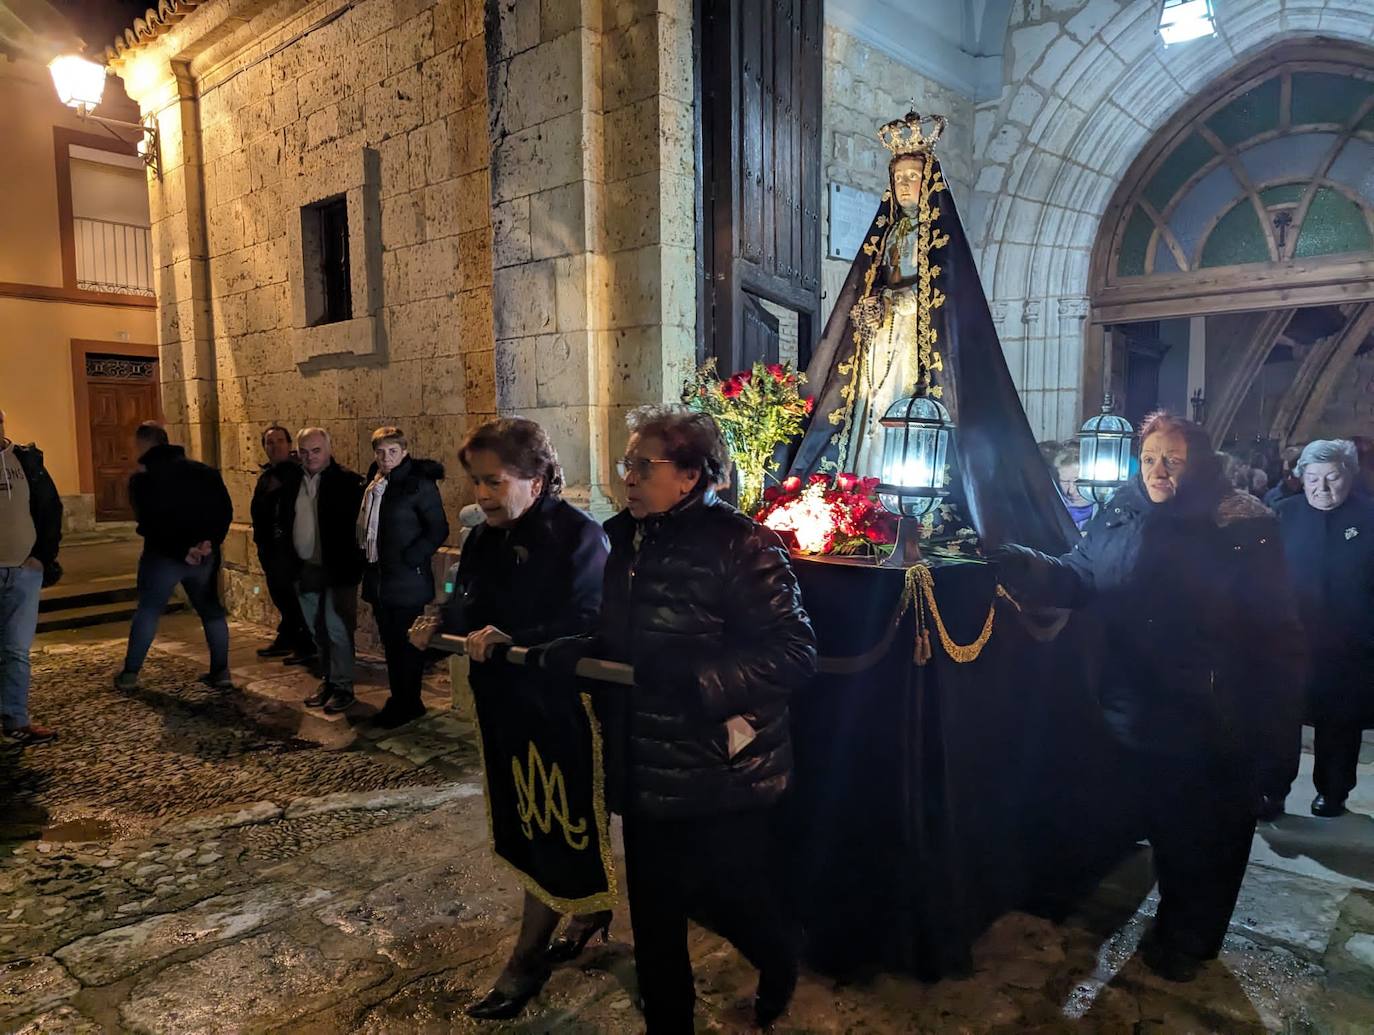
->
[616, 456, 675, 480]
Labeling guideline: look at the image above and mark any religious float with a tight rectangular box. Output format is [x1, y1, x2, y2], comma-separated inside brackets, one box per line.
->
[685, 110, 1136, 979]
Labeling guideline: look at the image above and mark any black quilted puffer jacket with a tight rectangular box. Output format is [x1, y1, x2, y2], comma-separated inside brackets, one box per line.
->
[585, 490, 817, 820]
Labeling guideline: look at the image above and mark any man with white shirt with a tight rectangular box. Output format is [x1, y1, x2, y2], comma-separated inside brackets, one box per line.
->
[272, 428, 365, 713]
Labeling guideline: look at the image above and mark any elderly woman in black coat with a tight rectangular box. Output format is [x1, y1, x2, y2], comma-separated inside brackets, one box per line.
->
[534, 407, 817, 1034]
[1273, 438, 1374, 818]
[996, 411, 1304, 983]
[358, 426, 449, 728]
[410, 418, 610, 1020]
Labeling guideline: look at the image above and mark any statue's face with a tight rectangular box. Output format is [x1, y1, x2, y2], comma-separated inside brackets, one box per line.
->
[891, 155, 926, 212]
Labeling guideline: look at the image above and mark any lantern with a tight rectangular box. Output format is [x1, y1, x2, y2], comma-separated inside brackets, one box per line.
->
[49, 55, 106, 112]
[1076, 404, 1134, 505]
[877, 394, 953, 518]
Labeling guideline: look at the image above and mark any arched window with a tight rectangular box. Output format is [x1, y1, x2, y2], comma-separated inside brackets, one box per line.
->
[1098, 43, 1374, 303]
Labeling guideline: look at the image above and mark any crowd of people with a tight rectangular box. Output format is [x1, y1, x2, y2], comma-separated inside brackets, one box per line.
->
[2, 397, 1371, 1025]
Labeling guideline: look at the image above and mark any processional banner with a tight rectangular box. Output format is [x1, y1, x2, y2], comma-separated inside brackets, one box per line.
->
[460, 659, 617, 913]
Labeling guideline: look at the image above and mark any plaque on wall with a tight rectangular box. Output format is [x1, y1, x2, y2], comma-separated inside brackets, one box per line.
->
[827, 182, 882, 261]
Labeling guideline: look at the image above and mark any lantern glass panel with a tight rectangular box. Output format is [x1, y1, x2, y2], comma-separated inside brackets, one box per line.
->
[49, 56, 105, 111]
[878, 395, 952, 517]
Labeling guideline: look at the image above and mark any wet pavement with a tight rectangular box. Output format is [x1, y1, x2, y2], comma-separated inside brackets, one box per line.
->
[3, 620, 1374, 1033]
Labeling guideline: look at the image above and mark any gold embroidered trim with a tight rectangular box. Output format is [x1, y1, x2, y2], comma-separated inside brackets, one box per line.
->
[465, 658, 618, 915]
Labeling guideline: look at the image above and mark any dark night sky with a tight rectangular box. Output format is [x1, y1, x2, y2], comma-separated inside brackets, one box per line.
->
[52, 0, 152, 51]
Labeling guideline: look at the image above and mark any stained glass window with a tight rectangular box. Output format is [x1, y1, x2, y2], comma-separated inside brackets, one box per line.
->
[1114, 66, 1374, 280]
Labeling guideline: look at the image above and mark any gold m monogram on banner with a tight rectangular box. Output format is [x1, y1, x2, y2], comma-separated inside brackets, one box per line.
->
[512, 742, 590, 851]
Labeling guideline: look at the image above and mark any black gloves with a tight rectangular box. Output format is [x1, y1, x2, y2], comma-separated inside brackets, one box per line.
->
[988, 543, 1047, 594]
[524, 636, 594, 679]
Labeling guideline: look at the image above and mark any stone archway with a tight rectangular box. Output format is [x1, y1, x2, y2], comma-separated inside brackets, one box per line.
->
[969, 0, 1374, 441]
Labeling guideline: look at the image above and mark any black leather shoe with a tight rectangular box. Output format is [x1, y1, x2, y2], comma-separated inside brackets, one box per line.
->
[465, 969, 549, 1021]
[1311, 793, 1347, 818]
[282, 651, 317, 668]
[1256, 793, 1286, 822]
[323, 688, 356, 715]
[257, 639, 293, 658]
[199, 670, 235, 691]
[1140, 938, 1202, 983]
[304, 683, 334, 708]
[754, 960, 798, 1028]
[371, 701, 426, 730]
[546, 911, 612, 963]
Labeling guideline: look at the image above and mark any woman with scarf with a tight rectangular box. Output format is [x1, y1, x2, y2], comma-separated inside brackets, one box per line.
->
[409, 417, 613, 1020]
[994, 412, 1304, 982]
[358, 426, 448, 729]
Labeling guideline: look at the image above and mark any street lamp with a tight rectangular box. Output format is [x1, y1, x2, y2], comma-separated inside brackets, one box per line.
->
[877, 393, 954, 565]
[1157, 0, 1217, 46]
[48, 55, 160, 177]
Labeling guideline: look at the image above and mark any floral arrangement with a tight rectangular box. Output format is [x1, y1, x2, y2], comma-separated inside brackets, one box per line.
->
[682, 359, 813, 515]
[756, 474, 897, 557]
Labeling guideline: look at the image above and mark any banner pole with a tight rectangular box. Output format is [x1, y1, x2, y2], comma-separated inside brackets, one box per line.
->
[431, 633, 636, 687]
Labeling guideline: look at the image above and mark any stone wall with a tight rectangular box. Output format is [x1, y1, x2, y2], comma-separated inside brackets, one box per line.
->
[117, 0, 493, 629]
[820, 25, 975, 325]
[487, 0, 696, 517]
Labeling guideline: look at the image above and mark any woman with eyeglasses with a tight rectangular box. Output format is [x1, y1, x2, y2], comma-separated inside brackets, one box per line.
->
[533, 406, 817, 1033]
[994, 411, 1304, 983]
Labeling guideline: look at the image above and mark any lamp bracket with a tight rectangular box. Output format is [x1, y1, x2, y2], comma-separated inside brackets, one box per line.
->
[78, 110, 161, 178]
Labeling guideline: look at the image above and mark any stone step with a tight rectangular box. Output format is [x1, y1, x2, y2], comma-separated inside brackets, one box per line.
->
[36, 598, 184, 633]
[39, 577, 139, 613]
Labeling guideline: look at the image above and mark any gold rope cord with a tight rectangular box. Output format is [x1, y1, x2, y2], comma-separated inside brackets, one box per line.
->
[899, 564, 1018, 665]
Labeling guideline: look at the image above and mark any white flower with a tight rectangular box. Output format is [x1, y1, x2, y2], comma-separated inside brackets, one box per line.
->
[1345, 527, 1359, 540]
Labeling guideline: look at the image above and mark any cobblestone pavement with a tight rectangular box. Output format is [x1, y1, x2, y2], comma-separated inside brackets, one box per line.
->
[4, 632, 1374, 1033]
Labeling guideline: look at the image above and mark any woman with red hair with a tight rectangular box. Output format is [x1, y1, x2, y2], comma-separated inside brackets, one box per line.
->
[995, 411, 1305, 982]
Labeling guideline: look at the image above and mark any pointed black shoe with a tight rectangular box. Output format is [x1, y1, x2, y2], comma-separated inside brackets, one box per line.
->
[1140, 939, 1202, 983]
[546, 911, 612, 963]
[257, 639, 293, 658]
[1311, 793, 1347, 818]
[754, 961, 798, 1028]
[323, 688, 356, 715]
[465, 969, 549, 1021]
[304, 682, 335, 709]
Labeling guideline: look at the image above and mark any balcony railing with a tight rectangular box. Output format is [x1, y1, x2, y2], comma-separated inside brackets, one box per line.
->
[74, 216, 154, 297]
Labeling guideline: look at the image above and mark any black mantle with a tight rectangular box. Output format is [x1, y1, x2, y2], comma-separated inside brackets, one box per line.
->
[782, 555, 1130, 979]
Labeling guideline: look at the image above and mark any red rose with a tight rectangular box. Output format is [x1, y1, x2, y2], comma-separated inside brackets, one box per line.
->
[804, 396, 815, 414]
[782, 475, 802, 494]
[836, 473, 858, 492]
[721, 377, 743, 399]
[767, 363, 787, 381]
[762, 485, 781, 502]
[860, 476, 880, 493]
[808, 473, 830, 486]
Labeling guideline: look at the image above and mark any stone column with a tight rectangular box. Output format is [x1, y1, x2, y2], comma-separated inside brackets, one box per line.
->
[487, 0, 695, 517]
[143, 61, 220, 465]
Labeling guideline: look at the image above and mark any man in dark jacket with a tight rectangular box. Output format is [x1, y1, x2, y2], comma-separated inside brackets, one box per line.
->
[0, 408, 62, 745]
[116, 422, 234, 691]
[359, 426, 449, 727]
[996, 412, 1305, 983]
[250, 424, 313, 662]
[272, 428, 365, 713]
[1274, 439, 1374, 818]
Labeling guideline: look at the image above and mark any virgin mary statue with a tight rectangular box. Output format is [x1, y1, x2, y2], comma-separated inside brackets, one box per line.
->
[788, 110, 1076, 555]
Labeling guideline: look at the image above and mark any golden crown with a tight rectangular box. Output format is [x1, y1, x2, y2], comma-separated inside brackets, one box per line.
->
[878, 109, 948, 157]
